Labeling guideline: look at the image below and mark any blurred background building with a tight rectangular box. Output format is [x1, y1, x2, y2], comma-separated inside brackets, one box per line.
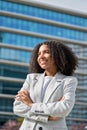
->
[0, 0, 87, 129]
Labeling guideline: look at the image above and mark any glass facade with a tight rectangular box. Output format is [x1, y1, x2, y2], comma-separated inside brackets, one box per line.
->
[0, 32, 45, 47]
[0, 16, 87, 41]
[0, 0, 87, 27]
[0, 47, 31, 62]
[0, 0, 87, 128]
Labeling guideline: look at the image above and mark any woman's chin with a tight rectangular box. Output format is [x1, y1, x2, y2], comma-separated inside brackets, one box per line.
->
[40, 65, 47, 70]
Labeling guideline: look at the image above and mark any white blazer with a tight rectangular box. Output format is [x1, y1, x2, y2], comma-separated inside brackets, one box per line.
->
[13, 72, 78, 130]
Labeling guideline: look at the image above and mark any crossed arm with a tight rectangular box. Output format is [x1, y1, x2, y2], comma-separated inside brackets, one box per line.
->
[15, 89, 64, 121]
[14, 76, 77, 123]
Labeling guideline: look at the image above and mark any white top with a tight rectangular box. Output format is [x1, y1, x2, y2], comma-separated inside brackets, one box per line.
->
[41, 76, 52, 102]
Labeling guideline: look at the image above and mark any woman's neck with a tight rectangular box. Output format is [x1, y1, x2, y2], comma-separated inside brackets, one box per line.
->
[45, 70, 58, 76]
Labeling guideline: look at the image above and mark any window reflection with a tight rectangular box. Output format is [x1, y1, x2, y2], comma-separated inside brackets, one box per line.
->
[0, 0, 87, 27]
[0, 16, 87, 41]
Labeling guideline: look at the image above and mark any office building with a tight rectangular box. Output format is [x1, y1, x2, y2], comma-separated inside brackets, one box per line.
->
[0, 0, 87, 128]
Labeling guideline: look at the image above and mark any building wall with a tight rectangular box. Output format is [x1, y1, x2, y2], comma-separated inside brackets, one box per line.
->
[30, 0, 87, 14]
[0, 0, 87, 128]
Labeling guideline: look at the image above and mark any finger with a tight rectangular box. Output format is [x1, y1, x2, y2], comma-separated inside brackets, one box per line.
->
[15, 96, 21, 101]
[61, 96, 65, 101]
[18, 90, 28, 96]
[23, 90, 29, 95]
[18, 91, 25, 97]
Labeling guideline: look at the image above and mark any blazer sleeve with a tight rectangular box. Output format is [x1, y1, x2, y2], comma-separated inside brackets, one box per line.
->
[13, 74, 48, 123]
[29, 77, 78, 117]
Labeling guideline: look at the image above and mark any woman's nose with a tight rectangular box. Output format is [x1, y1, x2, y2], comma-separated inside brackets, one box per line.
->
[39, 53, 44, 58]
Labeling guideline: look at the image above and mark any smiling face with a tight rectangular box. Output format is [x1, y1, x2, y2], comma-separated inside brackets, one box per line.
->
[37, 44, 57, 75]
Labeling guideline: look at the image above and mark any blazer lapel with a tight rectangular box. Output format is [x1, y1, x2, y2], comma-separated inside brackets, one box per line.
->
[43, 73, 65, 103]
[32, 72, 45, 102]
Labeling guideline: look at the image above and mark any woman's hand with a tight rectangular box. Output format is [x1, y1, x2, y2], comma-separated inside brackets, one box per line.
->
[48, 116, 61, 121]
[48, 96, 65, 121]
[15, 89, 33, 107]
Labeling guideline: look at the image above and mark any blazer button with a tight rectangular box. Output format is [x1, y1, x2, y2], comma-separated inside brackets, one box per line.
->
[39, 126, 43, 130]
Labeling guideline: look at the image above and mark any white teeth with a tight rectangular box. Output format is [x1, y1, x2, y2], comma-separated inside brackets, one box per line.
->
[41, 61, 46, 63]
[40, 61, 46, 64]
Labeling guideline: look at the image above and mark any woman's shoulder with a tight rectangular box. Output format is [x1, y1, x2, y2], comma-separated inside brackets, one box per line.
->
[26, 73, 43, 79]
[64, 75, 77, 80]
[63, 75, 78, 85]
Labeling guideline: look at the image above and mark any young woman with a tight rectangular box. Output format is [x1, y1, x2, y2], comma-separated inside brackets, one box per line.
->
[13, 40, 78, 130]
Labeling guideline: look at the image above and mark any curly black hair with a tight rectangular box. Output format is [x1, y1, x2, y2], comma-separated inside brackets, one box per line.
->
[29, 40, 78, 76]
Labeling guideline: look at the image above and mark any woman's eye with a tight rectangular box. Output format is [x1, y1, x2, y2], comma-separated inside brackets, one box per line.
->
[37, 50, 50, 56]
[45, 51, 49, 53]
[38, 53, 40, 56]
